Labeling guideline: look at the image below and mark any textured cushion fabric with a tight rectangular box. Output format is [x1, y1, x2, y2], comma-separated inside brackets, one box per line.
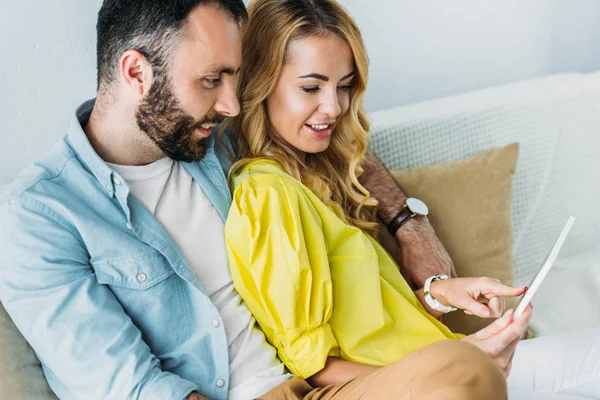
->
[0, 303, 57, 399]
[378, 144, 519, 335]
[369, 72, 600, 285]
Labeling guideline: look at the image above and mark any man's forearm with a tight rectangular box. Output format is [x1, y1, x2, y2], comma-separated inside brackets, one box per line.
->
[359, 150, 408, 225]
[359, 151, 457, 287]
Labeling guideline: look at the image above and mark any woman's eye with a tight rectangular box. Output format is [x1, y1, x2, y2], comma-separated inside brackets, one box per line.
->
[338, 85, 354, 92]
[301, 86, 320, 94]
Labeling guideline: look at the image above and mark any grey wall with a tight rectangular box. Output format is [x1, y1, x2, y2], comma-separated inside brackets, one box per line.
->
[0, 0, 102, 184]
[1, 0, 600, 184]
[343, 0, 600, 110]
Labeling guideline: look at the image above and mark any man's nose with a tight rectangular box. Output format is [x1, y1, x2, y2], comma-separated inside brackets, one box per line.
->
[214, 81, 240, 117]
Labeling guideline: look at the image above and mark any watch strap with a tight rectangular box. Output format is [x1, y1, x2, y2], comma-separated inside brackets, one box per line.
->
[424, 275, 458, 313]
[387, 206, 413, 236]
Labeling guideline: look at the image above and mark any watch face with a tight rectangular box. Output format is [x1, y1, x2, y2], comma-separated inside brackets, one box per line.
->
[406, 197, 429, 216]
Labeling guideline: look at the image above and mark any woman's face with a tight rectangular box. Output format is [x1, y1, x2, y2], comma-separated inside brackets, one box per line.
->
[266, 34, 355, 156]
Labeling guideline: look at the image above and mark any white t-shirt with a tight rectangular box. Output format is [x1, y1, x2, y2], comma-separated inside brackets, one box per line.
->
[109, 158, 291, 400]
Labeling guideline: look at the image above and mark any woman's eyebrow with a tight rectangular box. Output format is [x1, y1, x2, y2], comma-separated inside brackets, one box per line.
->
[298, 71, 355, 81]
[298, 73, 329, 81]
[340, 71, 355, 81]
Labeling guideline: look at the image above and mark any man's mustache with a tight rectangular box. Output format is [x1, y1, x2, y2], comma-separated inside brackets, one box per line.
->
[190, 115, 225, 130]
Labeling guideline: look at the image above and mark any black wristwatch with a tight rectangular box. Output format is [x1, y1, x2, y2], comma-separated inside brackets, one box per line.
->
[386, 197, 429, 236]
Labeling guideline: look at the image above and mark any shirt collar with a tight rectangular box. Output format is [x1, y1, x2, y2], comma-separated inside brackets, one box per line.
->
[67, 99, 117, 197]
[66, 98, 219, 198]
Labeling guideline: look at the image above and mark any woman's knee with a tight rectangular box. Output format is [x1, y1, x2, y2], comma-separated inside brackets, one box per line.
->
[387, 340, 507, 400]
[430, 340, 507, 399]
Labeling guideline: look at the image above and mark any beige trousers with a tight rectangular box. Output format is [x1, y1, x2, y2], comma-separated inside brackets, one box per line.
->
[260, 340, 507, 400]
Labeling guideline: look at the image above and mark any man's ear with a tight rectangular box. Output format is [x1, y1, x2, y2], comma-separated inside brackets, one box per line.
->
[119, 50, 153, 96]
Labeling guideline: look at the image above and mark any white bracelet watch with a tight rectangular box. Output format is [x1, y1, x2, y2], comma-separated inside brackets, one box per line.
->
[423, 275, 458, 313]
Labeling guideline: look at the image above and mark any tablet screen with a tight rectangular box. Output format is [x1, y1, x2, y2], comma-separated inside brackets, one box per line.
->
[514, 216, 575, 318]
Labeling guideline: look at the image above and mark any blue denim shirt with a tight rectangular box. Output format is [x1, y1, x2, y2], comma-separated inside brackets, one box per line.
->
[0, 100, 237, 400]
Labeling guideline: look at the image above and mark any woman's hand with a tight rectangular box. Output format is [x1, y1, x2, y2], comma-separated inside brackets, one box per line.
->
[461, 304, 533, 376]
[430, 277, 527, 318]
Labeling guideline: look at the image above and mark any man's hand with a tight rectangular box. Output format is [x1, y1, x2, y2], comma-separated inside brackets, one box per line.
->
[430, 277, 527, 318]
[186, 392, 209, 400]
[461, 304, 533, 376]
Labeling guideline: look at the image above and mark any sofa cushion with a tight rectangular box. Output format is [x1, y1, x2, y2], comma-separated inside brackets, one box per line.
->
[378, 144, 519, 335]
[1, 182, 56, 398]
[0, 303, 57, 399]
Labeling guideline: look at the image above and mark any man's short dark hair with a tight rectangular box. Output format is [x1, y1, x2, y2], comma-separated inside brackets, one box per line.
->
[96, 0, 247, 90]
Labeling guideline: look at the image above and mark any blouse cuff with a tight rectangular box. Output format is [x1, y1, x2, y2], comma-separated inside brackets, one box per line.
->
[278, 324, 339, 378]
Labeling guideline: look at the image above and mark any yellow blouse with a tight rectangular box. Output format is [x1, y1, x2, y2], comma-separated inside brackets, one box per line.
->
[225, 160, 460, 379]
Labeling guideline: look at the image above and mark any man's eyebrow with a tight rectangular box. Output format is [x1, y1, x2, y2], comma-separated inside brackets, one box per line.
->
[298, 71, 355, 82]
[206, 66, 240, 75]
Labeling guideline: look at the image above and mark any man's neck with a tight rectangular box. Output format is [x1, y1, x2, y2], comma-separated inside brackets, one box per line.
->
[84, 97, 165, 166]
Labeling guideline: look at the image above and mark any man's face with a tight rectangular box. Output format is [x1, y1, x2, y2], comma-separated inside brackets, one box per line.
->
[136, 3, 241, 163]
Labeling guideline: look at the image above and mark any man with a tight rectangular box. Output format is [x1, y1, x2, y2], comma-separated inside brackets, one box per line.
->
[0, 1, 524, 399]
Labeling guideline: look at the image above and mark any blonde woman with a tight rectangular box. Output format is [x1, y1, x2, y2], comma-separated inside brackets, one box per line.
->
[225, 0, 532, 395]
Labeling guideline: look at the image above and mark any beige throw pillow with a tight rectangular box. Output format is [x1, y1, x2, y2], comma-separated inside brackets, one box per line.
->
[378, 143, 519, 335]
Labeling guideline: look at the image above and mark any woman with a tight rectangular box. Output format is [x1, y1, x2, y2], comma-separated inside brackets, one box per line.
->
[224, 0, 599, 396]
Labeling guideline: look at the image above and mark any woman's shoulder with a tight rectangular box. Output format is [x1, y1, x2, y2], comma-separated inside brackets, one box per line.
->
[231, 158, 304, 196]
[229, 159, 339, 226]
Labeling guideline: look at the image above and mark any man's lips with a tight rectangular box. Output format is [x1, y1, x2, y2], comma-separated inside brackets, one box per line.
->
[195, 126, 212, 138]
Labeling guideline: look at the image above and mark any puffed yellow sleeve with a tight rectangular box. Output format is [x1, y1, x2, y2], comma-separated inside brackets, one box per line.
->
[225, 175, 339, 378]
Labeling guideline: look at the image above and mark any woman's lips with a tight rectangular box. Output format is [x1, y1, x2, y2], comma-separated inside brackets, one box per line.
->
[304, 124, 333, 138]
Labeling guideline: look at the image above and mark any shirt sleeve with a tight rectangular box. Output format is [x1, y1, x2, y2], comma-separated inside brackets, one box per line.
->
[0, 196, 198, 400]
[225, 175, 339, 379]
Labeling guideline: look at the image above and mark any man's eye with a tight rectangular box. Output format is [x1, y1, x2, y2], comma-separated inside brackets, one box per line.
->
[301, 86, 320, 94]
[204, 78, 221, 87]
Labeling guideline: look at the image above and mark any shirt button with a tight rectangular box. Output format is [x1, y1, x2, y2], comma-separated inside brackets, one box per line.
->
[113, 176, 122, 185]
[126, 223, 134, 230]
[105, 184, 112, 193]
[216, 379, 225, 388]
[212, 319, 220, 328]
[137, 273, 148, 283]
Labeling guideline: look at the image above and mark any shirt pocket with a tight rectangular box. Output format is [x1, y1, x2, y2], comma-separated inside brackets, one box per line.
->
[93, 249, 191, 355]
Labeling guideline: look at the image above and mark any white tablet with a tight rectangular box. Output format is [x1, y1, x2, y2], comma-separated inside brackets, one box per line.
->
[513, 216, 576, 318]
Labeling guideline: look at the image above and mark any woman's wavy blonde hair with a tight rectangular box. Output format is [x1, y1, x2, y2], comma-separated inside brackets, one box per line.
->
[226, 0, 379, 236]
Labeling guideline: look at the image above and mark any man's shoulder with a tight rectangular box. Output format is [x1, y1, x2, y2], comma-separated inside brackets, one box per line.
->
[1, 135, 78, 207]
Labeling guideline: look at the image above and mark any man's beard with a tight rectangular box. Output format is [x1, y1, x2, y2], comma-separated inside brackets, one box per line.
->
[135, 72, 224, 163]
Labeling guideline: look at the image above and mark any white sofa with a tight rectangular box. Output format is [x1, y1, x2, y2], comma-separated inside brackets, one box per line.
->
[1, 72, 599, 398]
[368, 72, 600, 338]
